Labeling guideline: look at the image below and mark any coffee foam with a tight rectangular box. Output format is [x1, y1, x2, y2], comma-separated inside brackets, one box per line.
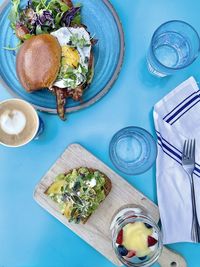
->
[0, 109, 26, 135]
[0, 99, 38, 147]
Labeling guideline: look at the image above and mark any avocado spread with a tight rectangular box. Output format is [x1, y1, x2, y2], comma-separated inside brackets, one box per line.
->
[46, 167, 107, 223]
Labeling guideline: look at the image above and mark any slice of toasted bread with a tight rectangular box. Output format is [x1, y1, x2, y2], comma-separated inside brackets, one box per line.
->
[46, 167, 112, 224]
[64, 168, 112, 224]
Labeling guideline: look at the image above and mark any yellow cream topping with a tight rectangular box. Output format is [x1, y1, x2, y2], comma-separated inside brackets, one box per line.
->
[61, 45, 80, 68]
[47, 180, 66, 195]
[64, 202, 73, 219]
[122, 222, 153, 257]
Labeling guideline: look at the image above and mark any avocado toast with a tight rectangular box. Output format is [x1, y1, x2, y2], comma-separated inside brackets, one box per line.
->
[46, 167, 112, 223]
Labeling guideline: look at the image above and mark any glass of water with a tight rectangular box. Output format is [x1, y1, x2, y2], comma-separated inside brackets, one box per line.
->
[147, 20, 200, 77]
[109, 127, 157, 175]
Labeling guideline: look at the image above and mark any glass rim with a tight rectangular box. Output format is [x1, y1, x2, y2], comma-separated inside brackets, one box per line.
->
[111, 208, 163, 267]
[109, 126, 157, 175]
[150, 20, 200, 71]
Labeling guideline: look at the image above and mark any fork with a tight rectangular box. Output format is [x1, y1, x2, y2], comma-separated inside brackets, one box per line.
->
[182, 139, 200, 243]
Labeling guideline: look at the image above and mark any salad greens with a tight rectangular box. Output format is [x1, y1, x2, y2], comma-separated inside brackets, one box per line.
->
[58, 64, 88, 89]
[9, 0, 20, 29]
[69, 33, 90, 48]
[46, 167, 107, 223]
[9, 0, 82, 38]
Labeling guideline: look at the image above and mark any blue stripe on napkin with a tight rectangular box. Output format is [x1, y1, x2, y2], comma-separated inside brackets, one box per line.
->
[156, 131, 200, 168]
[163, 91, 198, 120]
[171, 99, 200, 125]
[156, 131, 200, 177]
[157, 142, 181, 165]
[165, 94, 200, 124]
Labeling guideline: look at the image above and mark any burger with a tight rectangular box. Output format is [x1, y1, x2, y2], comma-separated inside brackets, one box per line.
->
[14, 0, 96, 120]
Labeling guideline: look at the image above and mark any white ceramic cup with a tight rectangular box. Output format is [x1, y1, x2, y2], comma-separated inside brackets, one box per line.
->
[0, 99, 44, 147]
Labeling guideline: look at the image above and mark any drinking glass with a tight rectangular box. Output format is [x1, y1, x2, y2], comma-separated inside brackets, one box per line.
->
[147, 20, 200, 77]
[110, 205, 163, 267]
[109, 127, 157, 175]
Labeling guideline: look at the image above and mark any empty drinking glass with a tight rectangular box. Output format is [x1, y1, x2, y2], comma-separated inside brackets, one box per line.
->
[147, 20, 200, 77]
[109, 127, 157, 175]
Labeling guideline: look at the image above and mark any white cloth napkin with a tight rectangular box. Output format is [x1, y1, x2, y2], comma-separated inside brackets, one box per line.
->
[154, 76, 200, 244]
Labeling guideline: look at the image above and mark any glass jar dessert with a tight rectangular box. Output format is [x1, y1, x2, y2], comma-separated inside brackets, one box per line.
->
[110, 205, 163, 267]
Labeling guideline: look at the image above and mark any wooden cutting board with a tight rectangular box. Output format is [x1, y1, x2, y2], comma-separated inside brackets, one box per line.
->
[34, 144, 187, 267]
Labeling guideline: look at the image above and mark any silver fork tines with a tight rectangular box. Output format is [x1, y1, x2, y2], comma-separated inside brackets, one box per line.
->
[182, 139, 195, 163]
[182, 139, 200, 243]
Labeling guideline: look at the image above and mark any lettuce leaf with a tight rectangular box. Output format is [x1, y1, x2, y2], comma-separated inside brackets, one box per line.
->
[9, 0, 20, 29]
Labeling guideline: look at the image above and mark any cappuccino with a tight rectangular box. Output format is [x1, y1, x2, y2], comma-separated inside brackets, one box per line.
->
[0, 99, 39, 147]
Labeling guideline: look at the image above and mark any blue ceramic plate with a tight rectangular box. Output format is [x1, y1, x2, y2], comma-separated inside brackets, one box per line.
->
[0, 0, 124, 113]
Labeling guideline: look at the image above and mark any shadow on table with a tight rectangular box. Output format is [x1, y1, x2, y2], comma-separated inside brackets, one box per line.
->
[149, 107, 158, 204]
[138, 57, 171, 89]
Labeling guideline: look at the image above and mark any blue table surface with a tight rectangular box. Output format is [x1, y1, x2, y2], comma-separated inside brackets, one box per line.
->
[1, 0, 200, 266]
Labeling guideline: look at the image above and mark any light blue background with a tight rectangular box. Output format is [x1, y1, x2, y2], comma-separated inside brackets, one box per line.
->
[1, 0, 200, 266]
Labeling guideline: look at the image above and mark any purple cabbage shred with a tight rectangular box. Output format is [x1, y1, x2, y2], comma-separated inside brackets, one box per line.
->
[37, 10, 54, 26]
[61, 7, 80, 27]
